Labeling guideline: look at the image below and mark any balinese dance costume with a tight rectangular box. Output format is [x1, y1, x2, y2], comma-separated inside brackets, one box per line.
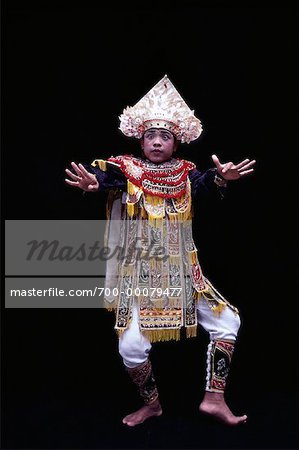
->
[91, 76, 241, 401]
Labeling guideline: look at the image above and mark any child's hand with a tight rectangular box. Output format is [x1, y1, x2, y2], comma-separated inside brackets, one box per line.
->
[65, 162, 99, 192]
[211, 154, 256, 180]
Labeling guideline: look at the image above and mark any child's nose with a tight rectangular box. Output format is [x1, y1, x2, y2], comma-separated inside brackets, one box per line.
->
[153, 137, 162, 145]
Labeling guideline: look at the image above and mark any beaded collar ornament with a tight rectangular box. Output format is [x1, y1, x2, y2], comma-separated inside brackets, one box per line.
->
[119, 75, 203, 144]
[107, 155, 196, 198]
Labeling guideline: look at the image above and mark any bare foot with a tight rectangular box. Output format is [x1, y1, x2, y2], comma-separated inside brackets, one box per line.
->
[199, 392, 247, 426]
[122, 399, 162, 427]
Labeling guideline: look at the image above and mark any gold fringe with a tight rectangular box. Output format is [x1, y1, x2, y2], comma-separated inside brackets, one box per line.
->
[155, 217, 164, 228]
[168, 212, 178, 221]
[211, 302, 227, 315]
[141, 206, 148, 218]
[153, 196, 163, 206]
[168, 297, 181, 308]
[186, 325, 198, 338]
[127, 180, 136, 196]
[194, 290, 202, 302]
[141, 328, 181, 343]
[192, 250, 198, 265]
[140, 250, 149, 259]
[148, 215, 164, 227]
[115, 328, 125, 337]
[145, 194, 164, 208]
[178, 211, 185, 222]
[151, 299, 165, 309]
[148, 216, 154, 227]
[188, 249, 198, 264]
[149, 258, 156, 271]
[186, 211, 191, 221]
[169, 255, 180, 265]
[127, 202, 136, 217]
[120, 264, 134, 276]
[91, 159, 107, 171]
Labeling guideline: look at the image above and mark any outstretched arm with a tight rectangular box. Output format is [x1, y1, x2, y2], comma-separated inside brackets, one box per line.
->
[65, 162, 99, 192]
[211, 154, 256, 180]
[190, 154, 256, 200]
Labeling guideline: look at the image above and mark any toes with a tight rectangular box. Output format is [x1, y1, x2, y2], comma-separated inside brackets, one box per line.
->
[122, 415, 132, 424]
[126, 421, 134, 427]
[123, 418, 134, 426]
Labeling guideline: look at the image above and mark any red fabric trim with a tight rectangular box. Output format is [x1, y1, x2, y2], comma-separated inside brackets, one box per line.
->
[107, 155, 195, 198]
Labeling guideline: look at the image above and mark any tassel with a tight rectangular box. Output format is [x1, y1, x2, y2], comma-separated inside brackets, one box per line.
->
[127, 180, 137, 196]
[99, 160, 107, 171]
[168, 297, 181, 309]
[91, 159, 107, 171]
[192, 250, 198, 265]
[155, 217, 163, 228]
[168, 212, 178, 221]
[148, 215, 155, 228]
[194, 290, 202, 303]
[140, 250, 149, 259]
[153, 196, 163, 206]
[121, 264, 134, 276]
[148, 215, 164, 227]
[188, 249, 198, 264]
[169, 255, 180, 265]
[178, 211, 184, 222]
[186, 325, 198, 338]
[115, 328, 126, 337]
[146, 194, 155, 206]
[146, 195, 164, 208]
[141, 206, 148, 218]
[149, 258, 156, 271]
[151, 299, 165, 309]
[141, 328, 181, 343]
[211, 302, 227, 315]
[127, 202, 136, 217]
[178, 209, 191, 222]
[104, 299, 117, 308]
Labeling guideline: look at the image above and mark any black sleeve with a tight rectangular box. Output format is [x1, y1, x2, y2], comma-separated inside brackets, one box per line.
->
[189, 168, 227, 200]
[84, 164, 127, 192]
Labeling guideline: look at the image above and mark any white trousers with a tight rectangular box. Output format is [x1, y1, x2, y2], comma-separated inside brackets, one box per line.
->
[119, 299, 241, 368]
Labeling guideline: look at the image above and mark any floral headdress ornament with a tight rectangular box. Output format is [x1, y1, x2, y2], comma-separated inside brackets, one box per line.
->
[119, 75, 203, 144]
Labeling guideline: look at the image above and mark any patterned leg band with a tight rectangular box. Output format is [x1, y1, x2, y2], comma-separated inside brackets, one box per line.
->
[205, 339, 235, 393]
[126, 359, 159, 405]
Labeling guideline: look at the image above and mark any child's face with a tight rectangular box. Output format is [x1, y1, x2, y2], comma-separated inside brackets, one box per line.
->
[141, 128, 177, 163]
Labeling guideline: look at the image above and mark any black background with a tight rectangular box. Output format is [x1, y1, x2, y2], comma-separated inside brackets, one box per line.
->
[2, 1, 296, 449]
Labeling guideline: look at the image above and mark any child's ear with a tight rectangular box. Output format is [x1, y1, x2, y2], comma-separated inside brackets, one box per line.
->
[173, 140, 179, 152]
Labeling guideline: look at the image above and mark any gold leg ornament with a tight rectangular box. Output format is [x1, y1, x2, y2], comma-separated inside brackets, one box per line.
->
[126, 359, 159, 405]
[205, 339, 235, 393]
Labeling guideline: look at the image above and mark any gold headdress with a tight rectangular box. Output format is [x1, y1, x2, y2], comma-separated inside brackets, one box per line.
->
[119, 75, 203, 144]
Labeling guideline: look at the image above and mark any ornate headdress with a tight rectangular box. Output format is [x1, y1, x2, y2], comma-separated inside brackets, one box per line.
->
[119, 75, 203, 144]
